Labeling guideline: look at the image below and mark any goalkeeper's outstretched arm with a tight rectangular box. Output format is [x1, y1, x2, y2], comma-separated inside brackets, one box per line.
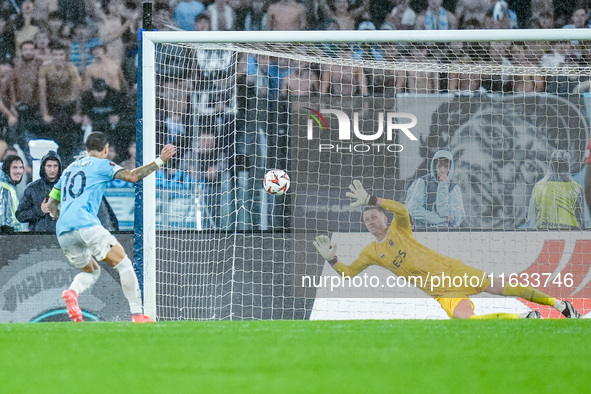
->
[312, 180, 409, 278]
[313, 235, 371, 278]
[346, 179, 411, 229]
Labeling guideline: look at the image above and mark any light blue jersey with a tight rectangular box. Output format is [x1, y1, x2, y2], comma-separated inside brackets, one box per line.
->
[55, 157, 123, 236]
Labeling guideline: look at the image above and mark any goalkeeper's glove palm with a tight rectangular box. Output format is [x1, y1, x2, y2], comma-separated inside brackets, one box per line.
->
[313, 235, 337, 261]
[346, 179, 370, 207]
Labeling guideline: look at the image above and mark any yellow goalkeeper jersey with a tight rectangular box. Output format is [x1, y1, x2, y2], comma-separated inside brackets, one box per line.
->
[332, 199, 489, 298]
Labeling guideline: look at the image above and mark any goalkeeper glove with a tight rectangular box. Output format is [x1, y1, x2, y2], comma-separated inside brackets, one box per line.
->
[346, 180, 376, 207]
[313, 235, 338, 265]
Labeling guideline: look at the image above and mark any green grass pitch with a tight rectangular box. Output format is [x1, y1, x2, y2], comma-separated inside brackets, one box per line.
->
[2, 319, 590, 393]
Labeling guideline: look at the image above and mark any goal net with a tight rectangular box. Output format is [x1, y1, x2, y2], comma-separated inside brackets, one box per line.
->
[141, 29, 591, 320]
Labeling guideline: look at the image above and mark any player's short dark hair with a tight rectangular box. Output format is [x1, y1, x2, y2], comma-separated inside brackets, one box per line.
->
[363, 205, 387, 215]
[86, 132, 109, 152]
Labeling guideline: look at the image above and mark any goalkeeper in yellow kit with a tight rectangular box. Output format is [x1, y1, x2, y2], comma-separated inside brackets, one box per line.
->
[313, 180, 581, 319]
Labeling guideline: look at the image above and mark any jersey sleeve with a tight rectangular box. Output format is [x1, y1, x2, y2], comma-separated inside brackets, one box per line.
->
[586, 138, 591, 164]
[48, 187, 61, 201]
[102, 160, 124, 179]
[380, 198, 412, 230]
[332, 244, 375, 278]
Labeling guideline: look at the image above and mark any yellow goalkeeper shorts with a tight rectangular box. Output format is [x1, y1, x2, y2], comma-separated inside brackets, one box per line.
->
[434, 295, 474, 318]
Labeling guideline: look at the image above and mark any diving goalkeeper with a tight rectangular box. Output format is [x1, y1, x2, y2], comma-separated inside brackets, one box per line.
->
[313, 180, 581, 319]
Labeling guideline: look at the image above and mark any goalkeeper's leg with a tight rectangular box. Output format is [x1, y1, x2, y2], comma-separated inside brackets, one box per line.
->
[485, 279, 581, 318]
[438, 297, 537, 319]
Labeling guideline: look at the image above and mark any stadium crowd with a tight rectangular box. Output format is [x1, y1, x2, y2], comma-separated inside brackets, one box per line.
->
[1, 0, 591, 231]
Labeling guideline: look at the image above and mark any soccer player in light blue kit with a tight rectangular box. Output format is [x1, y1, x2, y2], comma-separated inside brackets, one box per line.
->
[47, 132, 176, 323]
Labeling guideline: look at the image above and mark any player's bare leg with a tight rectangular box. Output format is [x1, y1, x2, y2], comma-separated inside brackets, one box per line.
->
[103, 243, 154, 323]
[485, 278, 580, 318]
[63, 260, 101, 322]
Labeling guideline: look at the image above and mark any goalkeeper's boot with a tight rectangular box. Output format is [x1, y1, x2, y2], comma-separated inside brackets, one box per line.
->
[524, 310, 542, 319]
[62, 289, 83, 322]
[560, 300, 581, 319]
[132, 314, 154, 323]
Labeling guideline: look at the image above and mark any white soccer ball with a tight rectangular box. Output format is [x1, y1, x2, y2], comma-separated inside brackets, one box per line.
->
[263, 169, 290, 195]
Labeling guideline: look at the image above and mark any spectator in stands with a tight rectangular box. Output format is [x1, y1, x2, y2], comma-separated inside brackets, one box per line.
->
[156, 78, 194, 163]
[527, 9, 555, 29]
[194, 13, 212, 31]
[38, 42, 83, 163]
[396, 44, 439, 93]
[188, 132, 232, 229]
[280, 59, 320, 96]
[320, 44, 368, 96]
[562, 6, 589, 29]
[383, 0, 416, 30]
[236, 0, 268, 31]
[415, 0, 458, 30]
[0, 137, 7, 157]
[0, 154, 24, 232]
[482, 40, 512, 92]
[95, 0, 140, 67]
[0, 11, 16, 63]
[32, 0, 59, 26]
[482, 1, 518, 29]
[120, 140, 136, 171]
[0, 61, 17, 134]
[154, 3, 177, 30]
[526, 150, 585, 230]
[15, 150, 61, 232]
[246, 53, 291, 99]
[454, 0, 489, 28]
[14, 1, 40, 55]
[69, 21, 98, 76]
[205, 0, 240, 31]
[301, 0, 331, 30]
[448, 43, 487, 94]
[542, 40, 579, 69]
[506, 42, 545, 93]
[405, 149, 465, 228]
[46, 11, 71, 47]
[83, 41, 126, 92]
[11, 40, 43, 152]
[56, 0, 87, 28]
[81, 78, 127, 160]
[267, 0, 307, 30]
[173, 0, 206, 31]
[33, 29, 52, 63]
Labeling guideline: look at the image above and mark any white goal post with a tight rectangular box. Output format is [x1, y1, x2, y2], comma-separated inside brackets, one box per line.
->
[141, 28, 591, 320]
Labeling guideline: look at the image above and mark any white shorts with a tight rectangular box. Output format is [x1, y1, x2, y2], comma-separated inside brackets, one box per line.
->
[58, 225, 117, 269]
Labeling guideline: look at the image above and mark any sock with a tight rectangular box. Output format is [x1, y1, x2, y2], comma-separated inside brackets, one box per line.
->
[69, 266, 101, 296]
[114, 256, 143, 315]
[553, 299, 565, 312]
[469, 313, 520, 320]
[502, 282, 555, 306]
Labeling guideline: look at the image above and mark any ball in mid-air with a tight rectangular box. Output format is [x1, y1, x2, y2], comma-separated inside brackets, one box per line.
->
[263, 169, 290, 195]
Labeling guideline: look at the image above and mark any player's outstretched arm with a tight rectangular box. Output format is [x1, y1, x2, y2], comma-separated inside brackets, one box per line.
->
[346, 180, 411, 228]
[313, 234, 371, 278]
[115, 144, 177, 183]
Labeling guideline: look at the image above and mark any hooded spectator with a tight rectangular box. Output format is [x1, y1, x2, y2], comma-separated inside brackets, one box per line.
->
[0, 154, 25, 232]
[16, 150, 61, 232]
